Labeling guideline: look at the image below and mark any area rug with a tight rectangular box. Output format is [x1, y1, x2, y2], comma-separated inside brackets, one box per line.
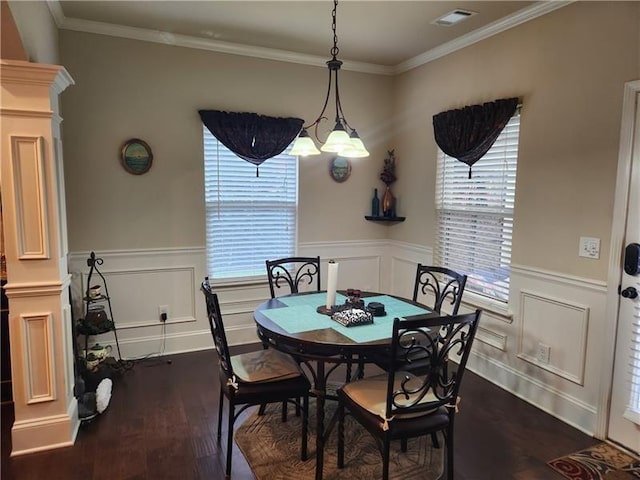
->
[548, 442, 640, 479]
[235, 401, 444, 480]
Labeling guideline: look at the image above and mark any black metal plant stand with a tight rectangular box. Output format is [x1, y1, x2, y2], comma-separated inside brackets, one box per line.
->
[77, 251, 130, 372]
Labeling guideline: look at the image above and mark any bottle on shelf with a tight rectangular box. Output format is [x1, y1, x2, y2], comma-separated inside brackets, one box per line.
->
[371, 188, 380, 217]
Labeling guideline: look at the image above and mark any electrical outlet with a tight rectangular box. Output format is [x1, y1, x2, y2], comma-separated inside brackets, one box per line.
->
[537, 343, 551, 364]
[158, 305, 169, 322]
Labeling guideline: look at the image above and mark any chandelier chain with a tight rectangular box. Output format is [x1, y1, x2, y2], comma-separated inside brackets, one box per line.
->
[289, 0, 368, 157]
[331, 0, 339, 58]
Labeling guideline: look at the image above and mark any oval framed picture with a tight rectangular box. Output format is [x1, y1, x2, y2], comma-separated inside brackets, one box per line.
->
[329, 156, 351, 183]
[120, 138, 153, 175]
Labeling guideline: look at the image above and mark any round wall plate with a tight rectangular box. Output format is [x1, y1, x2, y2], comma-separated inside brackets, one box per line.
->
[329, 156, 351, 182]
[120, 138, 153, 175]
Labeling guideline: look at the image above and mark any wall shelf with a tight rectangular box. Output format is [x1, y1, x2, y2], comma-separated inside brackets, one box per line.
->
[365, 216, 406, 223]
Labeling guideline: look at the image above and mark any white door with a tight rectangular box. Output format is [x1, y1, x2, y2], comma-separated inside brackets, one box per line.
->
[607, 81, 640, 455]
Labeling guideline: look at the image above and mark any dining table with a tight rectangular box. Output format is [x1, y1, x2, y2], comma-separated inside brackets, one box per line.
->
[253, 290, 435, 480]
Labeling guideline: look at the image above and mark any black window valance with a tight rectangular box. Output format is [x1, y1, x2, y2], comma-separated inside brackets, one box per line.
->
[199, 110, 303, 175]
[433, 97, 519, 178]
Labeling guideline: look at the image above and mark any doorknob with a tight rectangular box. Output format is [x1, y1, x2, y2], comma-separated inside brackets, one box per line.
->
[620, 286, 638, 299]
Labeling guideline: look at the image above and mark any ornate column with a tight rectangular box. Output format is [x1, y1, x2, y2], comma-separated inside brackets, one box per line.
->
[1, 59, 77, 455]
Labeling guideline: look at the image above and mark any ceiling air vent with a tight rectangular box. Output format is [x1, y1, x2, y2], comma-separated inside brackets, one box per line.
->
[432, 9, 477, 27]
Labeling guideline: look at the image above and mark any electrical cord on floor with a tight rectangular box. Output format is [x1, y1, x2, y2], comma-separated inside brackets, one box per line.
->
[139, 316, 172, 368]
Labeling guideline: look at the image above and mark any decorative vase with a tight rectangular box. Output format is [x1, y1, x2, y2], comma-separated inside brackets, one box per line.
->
[382, 186, 395, 217]
[371, 188, 380, 217]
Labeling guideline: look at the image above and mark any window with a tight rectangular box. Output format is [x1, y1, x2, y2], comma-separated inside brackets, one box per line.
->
[435, 113, 520, 302]
[203, 126, 298, 280]
[626, 319, 640, 424]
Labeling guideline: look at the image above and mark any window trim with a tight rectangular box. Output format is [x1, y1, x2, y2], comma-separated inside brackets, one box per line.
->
[434, 113, 520, 304]
[203, 127, 299, 282]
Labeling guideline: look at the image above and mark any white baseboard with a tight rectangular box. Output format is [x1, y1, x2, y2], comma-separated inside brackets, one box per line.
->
[467, 350, 597, 435]
[112, 325, 259, 361]
[10, 399, 79, 456]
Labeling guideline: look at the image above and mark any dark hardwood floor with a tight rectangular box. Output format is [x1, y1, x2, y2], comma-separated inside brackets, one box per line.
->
[1, 347, 597, 480]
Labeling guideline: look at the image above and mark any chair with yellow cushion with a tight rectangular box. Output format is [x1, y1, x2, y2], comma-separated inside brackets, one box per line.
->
[201, 278, 310, 477]
[337, 310, 481, 480]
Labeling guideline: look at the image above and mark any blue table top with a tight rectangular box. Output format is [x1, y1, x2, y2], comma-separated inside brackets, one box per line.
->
[260, 292, 431, 343]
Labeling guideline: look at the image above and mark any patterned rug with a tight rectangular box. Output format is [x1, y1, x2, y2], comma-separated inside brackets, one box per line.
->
[235, 401, 444, 480]
[548, 443, 640, 479]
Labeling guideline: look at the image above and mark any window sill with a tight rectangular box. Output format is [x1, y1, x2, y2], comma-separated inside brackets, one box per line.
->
[460, 291, 514, 323]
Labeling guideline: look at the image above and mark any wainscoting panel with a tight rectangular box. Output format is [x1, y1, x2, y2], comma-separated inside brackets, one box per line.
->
[388, 241, 433, 297]
[68, 242, 388, 355]
[476, 325, 508, 351]
[22, 313, 56, 404]
[388, 245, 608, 435]
[68, 248, 210, 359]
[299, 240, 386, 293]
[11, 135, 49, 259]
[517, 290, 589, 385]
[67, 246, 610, 435]
[80, 266, 197, 329]
[471, 264, 608, 434]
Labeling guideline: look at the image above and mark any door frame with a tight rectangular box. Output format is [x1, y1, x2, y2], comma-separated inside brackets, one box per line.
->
[597, 79, 640, 438]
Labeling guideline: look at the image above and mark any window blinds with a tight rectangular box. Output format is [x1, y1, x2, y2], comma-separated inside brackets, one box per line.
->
[435, 114, 520, 302]
[623, 301, 640, 424]
[203, 126, 297, 280]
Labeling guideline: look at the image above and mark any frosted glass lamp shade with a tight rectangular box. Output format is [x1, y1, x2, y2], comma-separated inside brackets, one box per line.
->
[289, 130, 320, 156]
[340, 130, 369, 158]
[321, 122, 351, 153]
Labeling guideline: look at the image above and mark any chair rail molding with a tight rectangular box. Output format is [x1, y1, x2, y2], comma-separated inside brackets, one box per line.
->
[511, 264, 607, 292]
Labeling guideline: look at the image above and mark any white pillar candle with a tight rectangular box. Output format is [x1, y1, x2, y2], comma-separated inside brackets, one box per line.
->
[326, 260, 339, 309]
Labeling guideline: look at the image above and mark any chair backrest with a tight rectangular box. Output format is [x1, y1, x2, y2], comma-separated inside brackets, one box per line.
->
[412, 264, 467, 315]
[265, 256, 321, 298]
[385, 310, 481, 419]
[201, 278, 233, 379]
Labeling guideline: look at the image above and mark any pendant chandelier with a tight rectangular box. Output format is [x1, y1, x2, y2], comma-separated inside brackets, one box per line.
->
[289, 0, 369, 158]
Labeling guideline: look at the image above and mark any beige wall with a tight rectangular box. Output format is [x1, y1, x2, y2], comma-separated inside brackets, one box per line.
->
[391, 1, 640, 281]
[59, 32, 393, 252]
[7, 2, 640, 440]
[7, 0, 59, 64]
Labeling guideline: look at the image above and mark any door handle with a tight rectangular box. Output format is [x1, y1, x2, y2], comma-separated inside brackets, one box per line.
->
[620, 286, 638, 299]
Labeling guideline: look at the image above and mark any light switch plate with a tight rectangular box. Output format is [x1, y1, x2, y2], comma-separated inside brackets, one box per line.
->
[579, 237, 600, 259]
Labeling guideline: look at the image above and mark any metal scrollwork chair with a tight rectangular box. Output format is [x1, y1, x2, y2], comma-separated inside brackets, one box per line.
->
[375, 265, 468, 373]
[337, 310, 481, 480]
[201, 278, 310, 478]
[262, 257, 321, 414]
[266, 256, 321, 298]
[413, 264, 467, 316]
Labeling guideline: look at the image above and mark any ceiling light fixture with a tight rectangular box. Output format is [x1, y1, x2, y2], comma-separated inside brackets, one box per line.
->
[289, 0, 369, 158]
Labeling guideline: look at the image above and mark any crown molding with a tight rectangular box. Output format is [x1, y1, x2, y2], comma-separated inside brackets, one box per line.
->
[45, 0, 65, 28]
[53, 12, 393, 75]
[47, 0, 571, 76]
[393, 1, 574, 74]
